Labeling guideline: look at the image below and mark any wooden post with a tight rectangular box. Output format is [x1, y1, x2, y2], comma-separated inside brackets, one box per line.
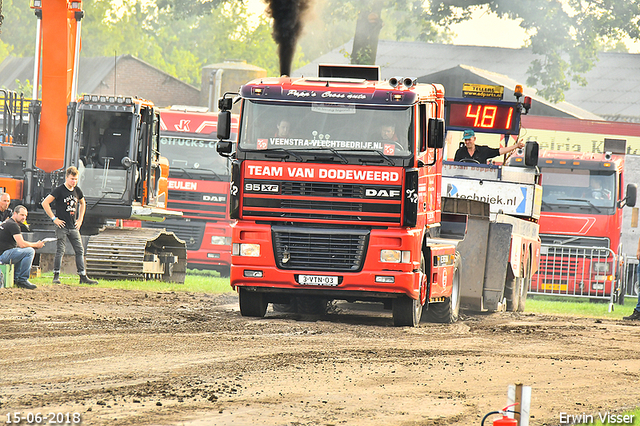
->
[514, 383, 522, 426]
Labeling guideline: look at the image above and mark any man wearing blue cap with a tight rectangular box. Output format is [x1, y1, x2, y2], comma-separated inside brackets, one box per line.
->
[454, 129, 524, 164]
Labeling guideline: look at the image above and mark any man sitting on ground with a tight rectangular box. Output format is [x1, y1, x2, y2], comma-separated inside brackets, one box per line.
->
[0, 205, 45, 290]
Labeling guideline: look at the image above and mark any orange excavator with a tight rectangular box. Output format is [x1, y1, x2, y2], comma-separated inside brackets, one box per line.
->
[0, 0, 186, 282]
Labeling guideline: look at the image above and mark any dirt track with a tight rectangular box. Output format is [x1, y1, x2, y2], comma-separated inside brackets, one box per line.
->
[1, 285, 639, 426]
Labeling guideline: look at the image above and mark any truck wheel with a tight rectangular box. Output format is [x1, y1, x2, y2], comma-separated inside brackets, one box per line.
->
[517, 255, 531, 312]
[238, 288, 267, 317]
[505, 276, 521, 312]
[295, 296, 328, 315]
[272, 301, 297, 313]
[392, 295, 422, 326]
[517, 277, 529, 312]
[219, 266, 230, 278]
[423, 254, 461, 324]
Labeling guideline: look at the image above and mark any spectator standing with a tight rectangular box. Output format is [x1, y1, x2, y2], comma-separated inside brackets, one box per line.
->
[0, 205, 44, 289]
[41, 166, 98, 285]
[623, 238, 640, 321]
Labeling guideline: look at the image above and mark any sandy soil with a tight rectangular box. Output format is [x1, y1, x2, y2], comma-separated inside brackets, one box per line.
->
[1, 285, 639, 426]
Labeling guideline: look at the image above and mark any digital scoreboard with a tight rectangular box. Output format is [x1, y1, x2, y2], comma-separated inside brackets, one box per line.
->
[445, 98, 521, 135]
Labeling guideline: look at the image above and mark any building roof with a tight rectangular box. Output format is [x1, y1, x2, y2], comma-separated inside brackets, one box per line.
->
[420, 64, 603, 120]
[0, 54, 198, 96]
[295, 40, 640, 122]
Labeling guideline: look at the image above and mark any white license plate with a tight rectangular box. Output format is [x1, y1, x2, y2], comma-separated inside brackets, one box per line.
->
[297, 275, 339, 286]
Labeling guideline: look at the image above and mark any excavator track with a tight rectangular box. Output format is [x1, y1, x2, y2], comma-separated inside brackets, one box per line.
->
[85, 227, 187, 283]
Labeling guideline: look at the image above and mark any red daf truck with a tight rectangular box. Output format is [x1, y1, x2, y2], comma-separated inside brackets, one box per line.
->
[508, 139, 636, 303]
[136, 107, 238, 276]
[215, 65, 536, 326]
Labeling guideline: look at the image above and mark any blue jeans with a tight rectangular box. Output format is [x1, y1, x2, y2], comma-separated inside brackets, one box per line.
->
[0, 247, 35, 283]
[54, 227, 86, 275]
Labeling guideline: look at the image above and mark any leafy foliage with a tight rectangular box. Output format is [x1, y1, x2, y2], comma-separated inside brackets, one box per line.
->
[0, 0, 639, 102]
[425, 1, 640, 102]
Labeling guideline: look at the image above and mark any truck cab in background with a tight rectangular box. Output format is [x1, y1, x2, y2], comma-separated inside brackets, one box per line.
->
[138, 107, 238, 276]
[509, 139, 637, 304]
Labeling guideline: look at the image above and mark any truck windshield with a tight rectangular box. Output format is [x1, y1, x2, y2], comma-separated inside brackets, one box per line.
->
[161, 135, 230, 178]
[540, 168, 616, 211]
[239, 100, 413, 156]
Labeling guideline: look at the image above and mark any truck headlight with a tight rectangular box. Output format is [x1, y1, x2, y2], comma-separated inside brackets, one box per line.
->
[232, 243, 260, 257]
[592, 262, 610, 273]
[380, 250, 411, 263]
[211, 236, 231, 245]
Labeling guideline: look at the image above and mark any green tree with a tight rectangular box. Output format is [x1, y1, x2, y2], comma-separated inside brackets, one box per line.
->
[0, 0, 36, 61]
[422, 1, 640, 102]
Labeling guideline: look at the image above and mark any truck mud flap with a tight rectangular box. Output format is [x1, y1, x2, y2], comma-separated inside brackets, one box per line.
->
[85, 227, 187, 283]
[482, 222, 512, 311]
[441, 197, 511, 312]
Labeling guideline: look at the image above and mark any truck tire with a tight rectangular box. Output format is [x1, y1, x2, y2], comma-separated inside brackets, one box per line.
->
[517, 253, 532, 312]
[295, 296, 328, 315]
[392, 295, 422, 326]
[238, 288, 267, 317]
[219, 266, 230, 278]
[393, 253, 427, 327]
[505, 276, 520, 312]
[423, 254, 461, 324]
[272, 301, 297, 313]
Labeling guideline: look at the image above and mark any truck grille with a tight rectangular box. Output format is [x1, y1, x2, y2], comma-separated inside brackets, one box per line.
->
[272, 226, 369, 272]
[167, 190, 227, 218]
[281, 182, 365, 198]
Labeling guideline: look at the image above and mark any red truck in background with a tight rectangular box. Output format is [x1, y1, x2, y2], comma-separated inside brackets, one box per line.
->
[509, 139, 636, 304]
[137, 107, 238, 276]
[215, 65, 537, 326]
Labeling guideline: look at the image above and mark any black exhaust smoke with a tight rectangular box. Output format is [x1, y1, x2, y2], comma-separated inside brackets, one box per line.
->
[265, 0, 311, 77]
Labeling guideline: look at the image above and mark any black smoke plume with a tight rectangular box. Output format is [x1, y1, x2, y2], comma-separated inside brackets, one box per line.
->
[265, 0, 311, 77]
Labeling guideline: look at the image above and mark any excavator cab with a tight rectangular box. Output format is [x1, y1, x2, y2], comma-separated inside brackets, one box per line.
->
[64, 95, 170, 232]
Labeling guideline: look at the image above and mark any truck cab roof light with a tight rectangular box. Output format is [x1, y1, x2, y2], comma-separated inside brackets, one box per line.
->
[392, 94, 403, 101]
[603, 162, 611, 167]
[252, 88, 263, 95]
[573, 161, 580, 165]
[514, 85, 523, 97]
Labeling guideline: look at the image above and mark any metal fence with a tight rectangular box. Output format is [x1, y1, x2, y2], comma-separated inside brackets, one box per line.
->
[530, 244, 618, 306]
[623, 257, 639, 301]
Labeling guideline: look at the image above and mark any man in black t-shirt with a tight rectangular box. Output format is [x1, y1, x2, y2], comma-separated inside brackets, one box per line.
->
[0, 205, 44, 289]
[454, 129, 524, 164]
[42, 166, 98, 285]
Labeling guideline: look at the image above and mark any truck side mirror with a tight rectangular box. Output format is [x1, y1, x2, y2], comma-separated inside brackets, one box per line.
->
[625, 183, 637, 208]
[216, 140, 233, 156]
[427, 118, 444, 149]
[524, 141, 539, 166]
[217, 110, 232, 140]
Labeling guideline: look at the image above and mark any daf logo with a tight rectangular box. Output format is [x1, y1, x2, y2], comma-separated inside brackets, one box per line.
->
[365, 188, 400, 198]
[203, 195, 226, 202]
